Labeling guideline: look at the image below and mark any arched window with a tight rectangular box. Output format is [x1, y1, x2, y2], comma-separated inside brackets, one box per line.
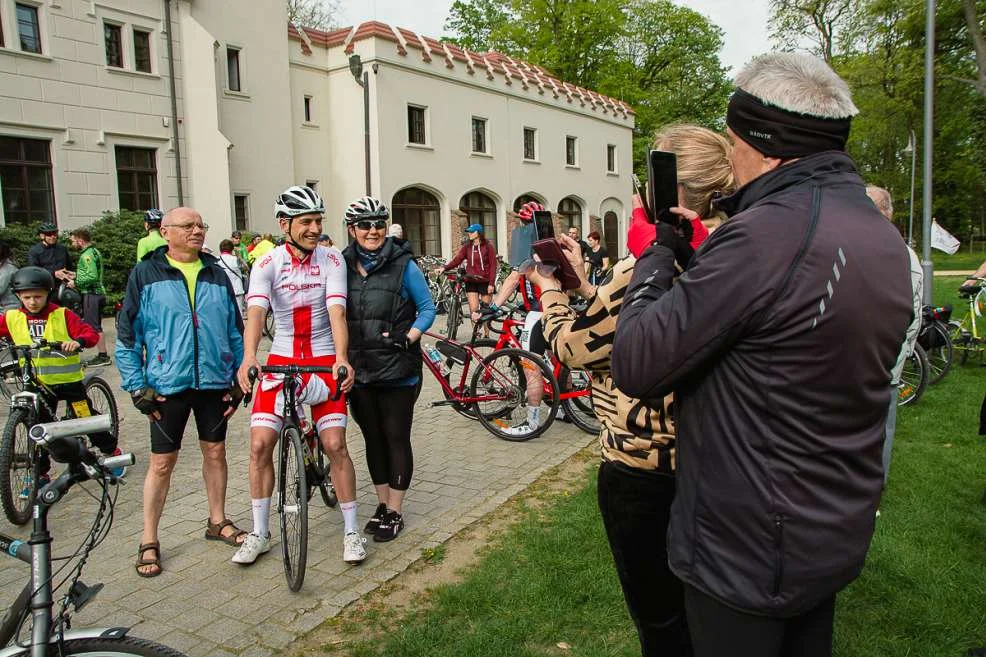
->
[513, 194, 543, 213]
[558, 197, 582, 233]
[392, 187, 441, 255]
[604, 211, 619, 260]
[459, 191, 497, 249]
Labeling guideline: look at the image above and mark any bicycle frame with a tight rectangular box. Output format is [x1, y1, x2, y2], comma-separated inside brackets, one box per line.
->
[0, 415, 134, 657]
[486, 311, 590, 403]
[421, 330, 510, 406]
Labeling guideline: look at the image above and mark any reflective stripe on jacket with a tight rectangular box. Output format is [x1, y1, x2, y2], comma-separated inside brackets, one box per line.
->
[6, 307, 83, 384]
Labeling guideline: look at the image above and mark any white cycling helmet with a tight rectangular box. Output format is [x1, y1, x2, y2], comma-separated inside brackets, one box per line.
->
[274, 185, 324, 218]
[344, 196, 389, 224]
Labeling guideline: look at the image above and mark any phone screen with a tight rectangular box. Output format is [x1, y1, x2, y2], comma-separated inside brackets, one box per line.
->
[647, 150, 678, 224]
[533, 210, 554, 240]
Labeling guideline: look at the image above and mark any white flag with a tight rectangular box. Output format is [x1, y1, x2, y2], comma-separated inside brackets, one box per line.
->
[931, 220, 961, 255]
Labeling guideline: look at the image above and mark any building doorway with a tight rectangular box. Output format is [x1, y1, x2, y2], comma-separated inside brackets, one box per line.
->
[604, 211, 619, 260]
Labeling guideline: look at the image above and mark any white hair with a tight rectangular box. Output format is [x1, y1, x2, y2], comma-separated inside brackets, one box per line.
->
[735, 52, 859, 119]
[388, 223, 403, 238]
[865, 185, 894, 219]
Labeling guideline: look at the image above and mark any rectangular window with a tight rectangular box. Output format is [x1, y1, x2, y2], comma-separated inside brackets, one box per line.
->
[523, 127, 537, 160]
[226, 46, 241, 92]
[115, 146, 158, 212]
[16, 3, 41, 54]
[104, 22, 123, 68]
[407, 105, 426, 145]
[606, 144, 616, 173]
[303, 96, 312, 122]
[0, 137, 55, 225]
[133, 29, 152, 73]
[566, 136, 578, 166]
[471, 117, 487, 154]
[233, 194, 248, 231]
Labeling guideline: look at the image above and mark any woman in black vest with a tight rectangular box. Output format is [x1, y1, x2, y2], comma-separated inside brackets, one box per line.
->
[342, 196, 436, 543]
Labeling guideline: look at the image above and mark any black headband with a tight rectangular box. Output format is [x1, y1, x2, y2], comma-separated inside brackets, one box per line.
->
[726, 88, 852, 158]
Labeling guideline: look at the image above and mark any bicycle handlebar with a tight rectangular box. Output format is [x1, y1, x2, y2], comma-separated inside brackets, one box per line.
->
[242, 364, 348, 407]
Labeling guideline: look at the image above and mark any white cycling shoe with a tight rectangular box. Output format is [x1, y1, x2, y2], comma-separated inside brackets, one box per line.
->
[231, 532, 271, 565]
[343, 531, 367, 564]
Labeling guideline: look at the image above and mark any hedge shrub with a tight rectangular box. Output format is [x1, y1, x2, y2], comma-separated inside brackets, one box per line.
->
[0, 211, 145, 311]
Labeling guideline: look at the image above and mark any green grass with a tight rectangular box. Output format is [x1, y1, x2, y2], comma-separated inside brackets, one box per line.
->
[931, 251, 985, 273]
[316, 289, 986, 656]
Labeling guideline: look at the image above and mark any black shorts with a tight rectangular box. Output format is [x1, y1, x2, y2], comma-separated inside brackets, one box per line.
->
[464, 281, 490, 295]
[81, 294, 106, 333]
[150, 388, 229, 454]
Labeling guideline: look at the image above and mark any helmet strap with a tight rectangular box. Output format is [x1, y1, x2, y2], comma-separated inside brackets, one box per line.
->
[286, 237, 314, 258]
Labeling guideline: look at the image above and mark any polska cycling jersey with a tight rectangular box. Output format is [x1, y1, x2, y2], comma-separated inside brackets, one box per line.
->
[246, 244, 347, 357]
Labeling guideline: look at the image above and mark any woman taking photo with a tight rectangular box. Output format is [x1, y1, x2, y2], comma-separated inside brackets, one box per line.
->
[342, 196, 436, 543]
[435, 223, 496, 335]
[583, 231, 610, 284]
[526, 123, 733, 657]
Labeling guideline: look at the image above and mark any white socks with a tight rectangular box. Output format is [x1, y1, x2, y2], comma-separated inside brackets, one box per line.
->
[340, 501, 358, 535]
[527, 405, 541, 427]
[251, 498, 271, 537]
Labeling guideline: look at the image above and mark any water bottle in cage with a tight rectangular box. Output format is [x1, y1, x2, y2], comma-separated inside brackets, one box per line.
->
[425, 343, 448, 376]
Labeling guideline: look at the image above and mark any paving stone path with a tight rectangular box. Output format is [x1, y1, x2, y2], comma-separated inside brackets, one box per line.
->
[0, 317, 595, 656]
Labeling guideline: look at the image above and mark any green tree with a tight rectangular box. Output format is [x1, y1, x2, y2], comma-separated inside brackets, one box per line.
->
[286, 0, 339, 30]
[444, 0, 732, 179]
[768, 0, 863, 62]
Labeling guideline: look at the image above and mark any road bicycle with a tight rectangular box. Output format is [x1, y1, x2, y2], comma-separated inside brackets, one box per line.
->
[0, 414, 187, 656]
[0, 340, 119, 526]
[949, 277, 986, 366]
[473, 304, 600, 435]
[917, 304, 954, 385]
[422, 329, 560, 441]
[439, 270, 470, 342]
[897, 342, 929, 406]
[242, 364, 343, 591]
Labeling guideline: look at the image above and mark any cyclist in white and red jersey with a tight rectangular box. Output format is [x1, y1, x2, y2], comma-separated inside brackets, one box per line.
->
[233, 185, 364, 566]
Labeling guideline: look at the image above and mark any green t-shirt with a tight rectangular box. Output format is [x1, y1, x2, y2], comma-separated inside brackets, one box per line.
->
[136, 230, 168, 262]
[166, 255, 203, 309]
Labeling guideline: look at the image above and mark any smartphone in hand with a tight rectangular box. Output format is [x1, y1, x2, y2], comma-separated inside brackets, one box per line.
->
[533, 210, 555, 240]
[647, 150, 678, 225]
[531, 239, 582, 290]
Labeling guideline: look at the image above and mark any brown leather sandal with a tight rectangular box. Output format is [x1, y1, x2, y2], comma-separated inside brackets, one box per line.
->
[205, 518, 247, 546]
[135, 541, 161, 578]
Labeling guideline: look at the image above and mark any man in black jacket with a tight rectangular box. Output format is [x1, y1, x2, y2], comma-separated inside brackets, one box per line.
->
[27, 223, 73, 284]
[612, 53, 913, 656]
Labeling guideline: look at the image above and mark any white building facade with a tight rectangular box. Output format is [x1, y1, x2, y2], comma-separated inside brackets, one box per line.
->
[0, 1, 634, 259]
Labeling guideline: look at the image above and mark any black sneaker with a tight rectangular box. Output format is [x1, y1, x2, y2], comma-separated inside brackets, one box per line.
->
[85, 354, 112, 368]
[374, 510, 404, 543]
[364, 503, 387, 535]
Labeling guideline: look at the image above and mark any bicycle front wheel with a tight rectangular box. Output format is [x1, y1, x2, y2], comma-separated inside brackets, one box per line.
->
[0, 408, 38, 525]
[470, 348, 560, 442]
[85, 375, 120, 439]
[278, 425, 309, 591]
[5, 636, 189, 656]
[0, 583, 30, 647]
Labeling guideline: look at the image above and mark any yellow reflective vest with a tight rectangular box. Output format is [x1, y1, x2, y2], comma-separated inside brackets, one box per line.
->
[5, 307, 83, 385]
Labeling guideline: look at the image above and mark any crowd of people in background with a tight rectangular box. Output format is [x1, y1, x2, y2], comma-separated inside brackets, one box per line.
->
[2, 49, 984, 657]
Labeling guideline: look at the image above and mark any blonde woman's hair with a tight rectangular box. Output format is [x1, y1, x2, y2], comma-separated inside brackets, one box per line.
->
[653, 124, 735, 220]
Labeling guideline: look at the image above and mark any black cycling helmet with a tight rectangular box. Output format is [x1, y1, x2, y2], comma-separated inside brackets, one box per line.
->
[145, 209, 163, 227]
[11, 266, 54, 293]
[37, 223, 57, 234]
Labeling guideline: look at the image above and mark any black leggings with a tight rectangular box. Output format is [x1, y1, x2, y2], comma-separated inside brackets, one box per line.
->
[349, 383, 420, 491]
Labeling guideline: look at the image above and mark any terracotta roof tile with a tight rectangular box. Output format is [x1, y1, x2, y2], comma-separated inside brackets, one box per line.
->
[287, 21, 633, 116]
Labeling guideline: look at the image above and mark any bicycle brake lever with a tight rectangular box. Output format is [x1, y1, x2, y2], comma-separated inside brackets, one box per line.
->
[330, 365, 348, 401]
[243, 366, 259, 407]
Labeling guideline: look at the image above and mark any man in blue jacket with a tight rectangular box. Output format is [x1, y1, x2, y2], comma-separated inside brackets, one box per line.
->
[116, 207, 245, 578]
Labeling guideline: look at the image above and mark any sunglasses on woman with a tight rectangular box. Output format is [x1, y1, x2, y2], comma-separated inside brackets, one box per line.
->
[355, 220, 388, 231]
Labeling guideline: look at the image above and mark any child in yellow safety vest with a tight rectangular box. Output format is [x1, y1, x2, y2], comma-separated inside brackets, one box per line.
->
[0, 266, 122, 490]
